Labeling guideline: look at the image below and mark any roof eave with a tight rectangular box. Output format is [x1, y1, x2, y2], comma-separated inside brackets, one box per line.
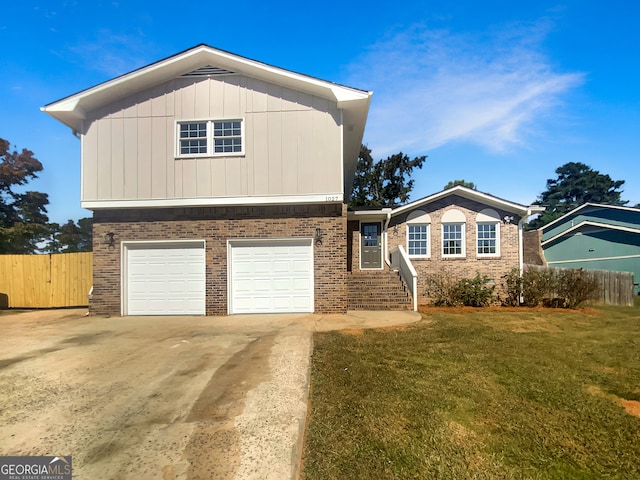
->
[391, 186, 534, 217]
[541, 220, 640, 246]
[42, 44, 372, 133]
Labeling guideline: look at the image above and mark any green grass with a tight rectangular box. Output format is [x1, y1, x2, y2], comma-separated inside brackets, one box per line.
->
[302, 304, 640, 479]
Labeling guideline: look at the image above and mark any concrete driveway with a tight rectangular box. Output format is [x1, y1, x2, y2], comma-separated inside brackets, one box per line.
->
[0, 308, 420, 479]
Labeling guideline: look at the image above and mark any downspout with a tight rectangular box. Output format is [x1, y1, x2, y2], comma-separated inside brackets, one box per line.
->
[518, 213, 526, 277]
[518, 208, 537, 304]
[384, 211, 392, 265]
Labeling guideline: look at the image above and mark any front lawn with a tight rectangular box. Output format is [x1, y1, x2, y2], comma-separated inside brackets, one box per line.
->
[302, 305, 640, 479]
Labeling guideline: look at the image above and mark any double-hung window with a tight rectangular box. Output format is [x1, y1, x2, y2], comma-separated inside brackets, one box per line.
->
[476, 209, 501, 257]
[442, 223, 465, 257]
[408, 224, 429, 256]
[177, 119, 244, 157]
[441, 209, 466, 258]
[406, 210, 431, 258]
[477, 223, 498, 256]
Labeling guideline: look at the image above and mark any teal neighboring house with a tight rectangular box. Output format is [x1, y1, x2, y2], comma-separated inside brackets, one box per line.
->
[540, 203, 640, 294]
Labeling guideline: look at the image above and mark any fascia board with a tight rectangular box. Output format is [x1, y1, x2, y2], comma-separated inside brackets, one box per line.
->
[541, 202, 640, 233]
[43, 45, 372, 131]
[391, 186, 531, 217]
[347, 209, 392, 220]
[539, 203, 594, 232]
[541, 220, 640, 247]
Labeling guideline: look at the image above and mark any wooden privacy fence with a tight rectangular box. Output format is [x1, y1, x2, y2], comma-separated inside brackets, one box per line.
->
[0, 253, 92, 308]
[526, 264, 634, 307]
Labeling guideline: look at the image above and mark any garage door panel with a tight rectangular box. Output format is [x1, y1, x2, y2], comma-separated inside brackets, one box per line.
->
[272, 260, 290, 273]
[230, 241, 313, 314]
[126, 243, 205, 316]
[253, 279, 272, 291]
[291, 280, 311, 291]
[292, 260, 311, 272]
[272, 279, 292, 291]
[254, 261, 272, 274]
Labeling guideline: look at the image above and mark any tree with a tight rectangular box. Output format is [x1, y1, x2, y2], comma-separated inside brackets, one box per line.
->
[45, 217, 93, 253]
[527, 162, 627, 230]
[444, 179, 476, 190]
[0, 138, 50, 253]
[349, 144, 427, 208]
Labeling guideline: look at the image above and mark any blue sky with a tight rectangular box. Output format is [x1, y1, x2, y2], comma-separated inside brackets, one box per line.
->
[1, 0, 639, 224]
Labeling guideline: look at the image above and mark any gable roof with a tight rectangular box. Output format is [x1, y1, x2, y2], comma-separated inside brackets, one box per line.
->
[390, 185, 543, 218]
[539, 203, 640, 232]
[541, 219, 640, 247]
[41, 44, 372, 180]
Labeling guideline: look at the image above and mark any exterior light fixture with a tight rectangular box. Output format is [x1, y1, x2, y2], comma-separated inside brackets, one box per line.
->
[315, 227, 323, 244]
[104, 232, 116, 248]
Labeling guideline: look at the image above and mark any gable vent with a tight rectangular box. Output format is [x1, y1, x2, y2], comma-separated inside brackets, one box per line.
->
[180, 65, 236, 77]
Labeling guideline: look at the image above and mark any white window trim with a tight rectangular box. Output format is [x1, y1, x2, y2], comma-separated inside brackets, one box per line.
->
[406, 223, 430, 258]
[442, 222, 466, 258]
[476, 222, 501, 257]
[175, 117, 245, 158]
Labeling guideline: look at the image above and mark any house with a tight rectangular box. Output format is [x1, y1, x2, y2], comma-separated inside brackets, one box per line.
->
[347, 186, 543, 308]
[43, 45, 542, 316]
[537, 203, 640, 294]
[43, 44, 372, 316]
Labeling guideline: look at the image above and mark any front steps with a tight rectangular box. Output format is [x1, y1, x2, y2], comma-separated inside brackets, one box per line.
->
[347, 269, 413, 310]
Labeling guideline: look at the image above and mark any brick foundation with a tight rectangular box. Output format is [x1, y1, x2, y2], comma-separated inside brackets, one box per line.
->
[92, 204, 347, 316]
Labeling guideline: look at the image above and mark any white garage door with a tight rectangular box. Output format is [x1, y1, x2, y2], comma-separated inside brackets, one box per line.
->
[125, 242, 206, 315]
[230, 240, 314, 314]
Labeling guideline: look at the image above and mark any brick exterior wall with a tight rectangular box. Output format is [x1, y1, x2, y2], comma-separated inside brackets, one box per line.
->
[346, 219, 359, 273]
[349, 195, 523, 305]
[523, 230, 546, 266]
[92, 204, 347, 316]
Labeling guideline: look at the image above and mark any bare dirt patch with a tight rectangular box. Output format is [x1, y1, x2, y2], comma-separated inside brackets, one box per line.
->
[586, 385, 640, 418]
[620, 399, 640, 418]
[340, 328, 364, 335]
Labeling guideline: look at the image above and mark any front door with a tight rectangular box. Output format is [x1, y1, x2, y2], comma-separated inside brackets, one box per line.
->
[360, 222, 382, 269]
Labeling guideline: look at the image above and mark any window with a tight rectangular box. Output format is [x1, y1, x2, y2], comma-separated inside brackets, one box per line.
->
[213, 120, 242, 153]
[477, 223, 497, 255]
[442, 223, 465, 257]
[177, 119, 244, 157]
[476, 209, 501, 257]
[441, 209, 466, 258]
[406, 210, 431, 258]
[408, 224, 429, 256]
[179, 122, 207, 155]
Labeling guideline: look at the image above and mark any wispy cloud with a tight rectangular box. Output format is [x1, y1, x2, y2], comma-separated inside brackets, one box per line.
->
[65, 29, 155, 77]
[346, 21, 584, 157]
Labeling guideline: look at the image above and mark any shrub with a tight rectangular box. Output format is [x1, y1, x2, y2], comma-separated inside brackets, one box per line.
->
[501, 267, 599, 309]
[521, 268, 555, 307]
[453, 273, 495, 307]
[501, 267, 523, 306]
[425, 271, 495, 307]
[424, 271, 461, 306]
[555, 268, 599, 308]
